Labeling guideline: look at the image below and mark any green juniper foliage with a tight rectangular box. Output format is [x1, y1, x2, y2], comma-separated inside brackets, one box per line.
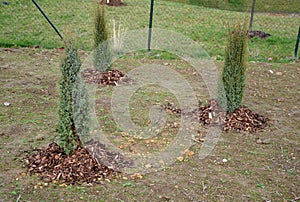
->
[73, 79, 90, 143]
[58, 42, 82, 155]
[218, 21, 248, 113]
[94, 4, 112, 72]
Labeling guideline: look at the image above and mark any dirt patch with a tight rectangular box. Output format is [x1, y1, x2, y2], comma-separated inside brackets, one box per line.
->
[25, 142, 116, 185]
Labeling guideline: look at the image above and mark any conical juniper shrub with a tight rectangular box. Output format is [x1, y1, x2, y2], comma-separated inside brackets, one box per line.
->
[73, 77, 91, 144]
[57, 41, 82, 155]
[218, 20, 248, 113]
[94, 4, 112, 72]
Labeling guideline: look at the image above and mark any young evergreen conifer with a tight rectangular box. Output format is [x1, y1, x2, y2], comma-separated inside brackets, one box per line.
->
[94, 4, 112, 72]
[218, 20, 248, 113]
[57, 41, 82, 155]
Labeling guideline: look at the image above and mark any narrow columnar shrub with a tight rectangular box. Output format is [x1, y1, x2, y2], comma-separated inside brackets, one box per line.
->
[73, 79, 90, 143]
[94, 4, 111, 72]
[218, 20, 248, 113]
[57, 41, 82, 155]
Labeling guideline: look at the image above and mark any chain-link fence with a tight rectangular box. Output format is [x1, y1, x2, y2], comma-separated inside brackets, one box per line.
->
[1, 0, 299, 61]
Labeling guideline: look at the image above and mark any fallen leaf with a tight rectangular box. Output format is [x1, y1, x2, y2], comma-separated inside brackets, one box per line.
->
[177, 156, 184, 162]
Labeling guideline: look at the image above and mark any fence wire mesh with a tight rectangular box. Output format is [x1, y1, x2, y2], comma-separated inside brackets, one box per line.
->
[1, 0, 299, 61]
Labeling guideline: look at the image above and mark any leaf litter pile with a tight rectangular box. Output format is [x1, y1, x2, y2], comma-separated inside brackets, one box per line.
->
[100, 0, 126, 7]
[248, 30, 271, 39]
[81, 68, 133, 86]
[25, 142, 116, 185]
[164, 99, 269, 133]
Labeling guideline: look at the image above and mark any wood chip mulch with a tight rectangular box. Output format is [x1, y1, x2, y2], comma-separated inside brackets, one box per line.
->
[198, 99, 227, 125]
[163, 99, 269, 133]
[248, 30, 271, 39]
[100, 0, 126, 6]
[223, 107, 269, 132]
[162, 102, 182, 114]
[81, 68, 133, 86]
[24, 142, 116, 185]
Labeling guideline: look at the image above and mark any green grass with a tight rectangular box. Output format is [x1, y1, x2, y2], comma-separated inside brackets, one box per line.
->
[0, 0, 299, 62]
[167, 0, 300, 13]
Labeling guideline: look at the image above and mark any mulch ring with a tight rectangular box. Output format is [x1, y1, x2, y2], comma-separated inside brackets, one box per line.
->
[248, 30, 271, 39]
[24, 142, 117, 185]
[100, 0, 126, 6]
[163, 99, 269, 133]
[81, 68, 133, 86]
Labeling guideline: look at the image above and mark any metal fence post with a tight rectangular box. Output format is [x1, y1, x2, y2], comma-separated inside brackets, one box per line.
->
[32, 0, 64, 41]
[148, 0, 155, 52]
[294, 26, 300, 59]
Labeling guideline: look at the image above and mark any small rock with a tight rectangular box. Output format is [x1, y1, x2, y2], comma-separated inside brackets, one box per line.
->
[256, 139, 263, 144]
[222, 158, 228, 163]
[262, 138, 271, 144]
[275, 72, 282, 76]
[268, 70, 274, 74]
[4, 102, 10, 106]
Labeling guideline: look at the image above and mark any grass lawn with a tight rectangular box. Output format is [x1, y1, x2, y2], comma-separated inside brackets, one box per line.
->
[167, 0, 300, 13]
[0, 0, 299, 62]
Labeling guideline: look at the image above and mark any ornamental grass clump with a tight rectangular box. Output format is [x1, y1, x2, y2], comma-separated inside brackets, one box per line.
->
[218, 20, 248, 113]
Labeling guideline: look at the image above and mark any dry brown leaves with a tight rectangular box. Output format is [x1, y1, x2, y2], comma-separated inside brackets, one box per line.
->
[223, 107, 269, 132]
[25, 142, 115, 185]
[100, 0, 126, 7]
[198, 99, 227, 125]
[248, 30, 271, 39]
[164, 99, 269, 133]
[81, 68, 132, 86]
[162, 102, 182, 114]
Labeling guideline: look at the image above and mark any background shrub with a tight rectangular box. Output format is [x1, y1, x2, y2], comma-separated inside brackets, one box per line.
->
[94, 4, 112, 72]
